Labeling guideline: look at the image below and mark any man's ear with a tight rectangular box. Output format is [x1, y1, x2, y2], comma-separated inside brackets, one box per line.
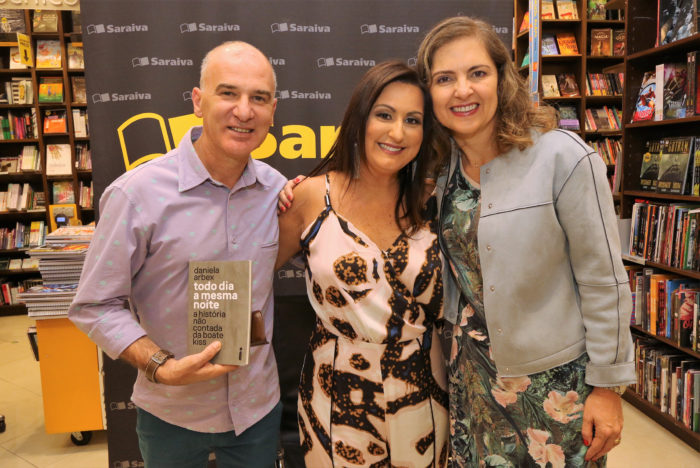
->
[270, 98, 277, 126]
[192, 87, 203, 117]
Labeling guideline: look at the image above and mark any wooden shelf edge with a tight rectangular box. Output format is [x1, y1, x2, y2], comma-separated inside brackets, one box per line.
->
[626, 115, 700, 128]
[622, 390, 700, 451]
[630, 325, 700, 359]
[0, 304, 27, 317]
[623, 190, 700, 203]
[627, 34, 700, 61]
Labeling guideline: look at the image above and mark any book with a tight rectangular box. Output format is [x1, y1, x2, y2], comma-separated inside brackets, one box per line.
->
[35, 40, 61, 69]
[658, 0, 677, 45]
[557, 73, 580, 96]
[542, 75, 560, 97]
[71, 76, 86, 104]
[0, 9, 26, 33]
[42, 110, 66, 134]
[72, 109, 88, 137]
[52, 181, 75, 204]
[542, 34, 559, 56]
[70, 11, 82, 33]
[556, 0, 578, 19]
[657, 137, 694, 194]
[38, 77, 63, 103]
[521, 51, 530, 67]
[542, 0, 556, 20]
[613, 29, 625, 56]
[590, 107, 612, 130]
[556, 32, 579, 55]
[640, 139, 663, 191]
[66, 43, 84, 69]
[45, 144, 72, 176]
[519, 11, 529, 33]
[590, 28, 613, 56]
[631, 71, 657, 122]
[557, 104, 580, 130]
[657, 63, 688, 120]
[9, 47, 27, 69]
[662, 0, 697, 45]
[32, 10, 58, 33]
[188, 261, 253, 365]
[687, 51, 699, 117]
[588, 0, 606, 20]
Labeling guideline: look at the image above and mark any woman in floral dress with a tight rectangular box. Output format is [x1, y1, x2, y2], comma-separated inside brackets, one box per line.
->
[416, 17, 636, 467]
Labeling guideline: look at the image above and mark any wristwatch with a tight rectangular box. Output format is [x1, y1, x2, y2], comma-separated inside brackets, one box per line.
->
[144, 349, 174, 384]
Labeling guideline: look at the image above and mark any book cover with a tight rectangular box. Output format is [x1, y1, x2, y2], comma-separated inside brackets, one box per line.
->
[613, 29, 625, 56]
[521, 51, 530, 67]
[631, 71, 656, 122]
[51, 181, 74, 204]
[0, 9, 26, 33]
[38, 77, 63, 103]
[687, 51, 697, 117]
[32, 10, 58, 33]
[71, 76, 86, 104]
[658, 63, 688, 120]
[640, 139, 663, 191]
[590, 107, 612, 130]
[667, 0, 696, 44]
[9, 47, 27, 69]
[42, 110, 66, 134]
[556, 0, 578, 19]
[45, 143, 72, 176]
[557, 73, 580, 96]
[658, 0, 677, 45]
[587, 0, 606, 20]
[67, 43, 84, 69]
[658, 137, 693, 194]
[542, 0, 556, 20]
[557, 105, 580, 130]
[542, 75, 560, 97]
[188, 260, 253, 366]
[541, 34, 559, 56]
[590, 28, 612, 56]
[70, 11, 82, 33]
[556, 32, 579, 55]
[519, 11, 529, 33]
[35, 40, 61, 69]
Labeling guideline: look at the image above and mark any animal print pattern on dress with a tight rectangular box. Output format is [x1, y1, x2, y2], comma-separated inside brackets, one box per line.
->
[350, 353, 370, 371]
[325, 285, 348, 307]
[333, 252, 368, 285]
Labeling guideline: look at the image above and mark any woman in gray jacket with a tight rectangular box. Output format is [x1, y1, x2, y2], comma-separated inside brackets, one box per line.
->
[416, 16, 634, 467]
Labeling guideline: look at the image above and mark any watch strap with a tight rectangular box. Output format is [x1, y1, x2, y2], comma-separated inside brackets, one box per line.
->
[145, 349, 174, 384]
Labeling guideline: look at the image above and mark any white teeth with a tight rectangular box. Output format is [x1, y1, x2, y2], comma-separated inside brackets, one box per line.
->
[231, 127, 253, 133]
[453, 104, 478, 112]
[378, 143, 401, 152]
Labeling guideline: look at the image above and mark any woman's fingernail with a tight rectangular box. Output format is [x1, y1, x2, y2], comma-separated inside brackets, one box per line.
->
[294, 177, 299, 183]
[583, 440, 590, 446]
[286, 202, 291, 208]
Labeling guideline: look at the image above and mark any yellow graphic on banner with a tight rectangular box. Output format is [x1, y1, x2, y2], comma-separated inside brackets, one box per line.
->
[119, 111, 340, 171]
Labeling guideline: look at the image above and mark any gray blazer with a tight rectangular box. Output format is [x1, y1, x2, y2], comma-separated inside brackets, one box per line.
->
[435, 129, 635, 387]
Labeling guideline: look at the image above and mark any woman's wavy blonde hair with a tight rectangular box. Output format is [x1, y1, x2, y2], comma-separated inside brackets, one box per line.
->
[417, 16, 557, 161]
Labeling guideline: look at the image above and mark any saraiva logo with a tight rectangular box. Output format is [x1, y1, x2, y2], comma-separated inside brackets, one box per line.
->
[275, 90, 331, 100]
[180, 22, 241, 33]
[183, 91, 193, 102]
[92, 92, 152, 103]
[270, 22, 330, 33]
[360, 24, 420, 34]
[132, 56, 194, 67]
[86, 23, 149, 34]
[317, 57, 376, 68]
[269, 57, 286, 66]
[407, 57, 417, 66]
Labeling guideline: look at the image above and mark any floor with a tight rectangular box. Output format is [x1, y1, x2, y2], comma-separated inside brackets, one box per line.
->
[1, 314, 699, 467]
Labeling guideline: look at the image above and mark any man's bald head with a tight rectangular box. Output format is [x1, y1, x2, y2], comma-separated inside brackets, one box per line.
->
[199, 41, 277, 93]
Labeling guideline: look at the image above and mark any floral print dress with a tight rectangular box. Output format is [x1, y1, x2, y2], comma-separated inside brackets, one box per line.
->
[440, 162, 604, 468]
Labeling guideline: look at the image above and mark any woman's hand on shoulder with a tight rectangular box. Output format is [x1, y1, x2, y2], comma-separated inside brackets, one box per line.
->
[278, 175, 306, 213]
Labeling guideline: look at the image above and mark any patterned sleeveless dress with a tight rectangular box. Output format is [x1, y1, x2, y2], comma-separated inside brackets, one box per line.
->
[297, 174, 449, 467]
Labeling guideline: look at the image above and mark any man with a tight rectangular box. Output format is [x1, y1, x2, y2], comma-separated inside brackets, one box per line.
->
[69, 42, 286, 467]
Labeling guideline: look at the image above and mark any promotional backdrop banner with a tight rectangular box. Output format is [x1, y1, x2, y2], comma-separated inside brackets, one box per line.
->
[80, 0, 512, 465]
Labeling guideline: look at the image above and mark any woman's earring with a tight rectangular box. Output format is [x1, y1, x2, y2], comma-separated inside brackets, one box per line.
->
[353, 142, 361, 179]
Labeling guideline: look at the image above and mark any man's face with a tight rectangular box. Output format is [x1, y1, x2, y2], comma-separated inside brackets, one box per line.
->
[192, 47, 277, 162]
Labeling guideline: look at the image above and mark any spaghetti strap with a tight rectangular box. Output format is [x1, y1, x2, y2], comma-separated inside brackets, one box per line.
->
[324, 173, 331, 208]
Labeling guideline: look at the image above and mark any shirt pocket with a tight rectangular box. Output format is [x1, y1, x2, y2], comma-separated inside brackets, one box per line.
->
[252, 241, 278, 307]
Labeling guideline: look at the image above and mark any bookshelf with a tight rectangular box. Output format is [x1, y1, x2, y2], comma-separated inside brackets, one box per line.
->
[514, 0, 625, 183]
[619, 0, 700, 451]
[0, 9, 91, 317]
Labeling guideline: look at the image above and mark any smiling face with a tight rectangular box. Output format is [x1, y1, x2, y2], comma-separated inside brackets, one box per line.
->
[362, 81, 424, 177]
[192, 44, 276, 163]
[429, 36, 499, 144]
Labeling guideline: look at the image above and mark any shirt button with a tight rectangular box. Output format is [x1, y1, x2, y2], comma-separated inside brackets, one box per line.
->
[490, 285, 495, 292]
[488, 203, 493, 209]
[505, 367, 510, 372]
[497, 328, 502, 334]
[486, 245, 492, 251]
[485, 168, 490, 174]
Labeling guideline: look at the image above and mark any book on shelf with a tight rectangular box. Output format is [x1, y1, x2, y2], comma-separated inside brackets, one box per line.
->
[555, 32, 579, 55]
[519, 11, 529, 33]
[6, 78, 34, 105]
[542, 0, 556, 20]
[187, 260, 254, 365]
[0, 9, 26, 33]
[71, 76, 86, 104]
[75, 143, 91, 170]
[45, 143, 72, 176]
[32, 9, 58, 33]
[67, 43, 84, 69]
[657, 137, 694, 194]
[590, 28, 612, 56]
[656, 62, 688, 121]
[72, 109, 88, 138]
[613, 29, 625, 56]
[557, 104, 580, 130]
[587, 0, 606, 20]
[42, 109, 66, 134]
[52, 181, 75, 204]
[555, 0, 579, 19]
[70, 11, 81, 33]
[687, 51, 699, 117]
[9, 47, 27, 69]
[586, 137, 621, 165]
[38, 77, 63, 104]
[0, 157, 18, 174]
[79, 180, 93, 209]
[20, 145, 39, 172]
[659, 0, 697, 46]
[521, 51, 530, 67]
[542, 34, 559, 56]
[640, 139, 663, 191]
[542, 75, 560, 97]
[557, 73, 580, 96]
[35, 40, 61, 69]
[631, 71, 657, 122]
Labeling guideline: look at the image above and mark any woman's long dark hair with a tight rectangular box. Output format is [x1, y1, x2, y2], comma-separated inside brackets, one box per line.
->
[309, 60, 437, 235]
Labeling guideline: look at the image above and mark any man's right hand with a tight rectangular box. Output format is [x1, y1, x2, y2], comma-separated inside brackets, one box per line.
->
[154, 341, 238, 386]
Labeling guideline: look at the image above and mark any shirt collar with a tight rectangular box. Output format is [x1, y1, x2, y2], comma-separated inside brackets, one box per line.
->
[177, 126, 271, 192]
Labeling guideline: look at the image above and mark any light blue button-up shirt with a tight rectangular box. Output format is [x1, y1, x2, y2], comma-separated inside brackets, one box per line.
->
[69, 126, 286, 434]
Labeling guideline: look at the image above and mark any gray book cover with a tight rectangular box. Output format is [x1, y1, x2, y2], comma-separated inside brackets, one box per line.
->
[188, 260, 252, 365]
